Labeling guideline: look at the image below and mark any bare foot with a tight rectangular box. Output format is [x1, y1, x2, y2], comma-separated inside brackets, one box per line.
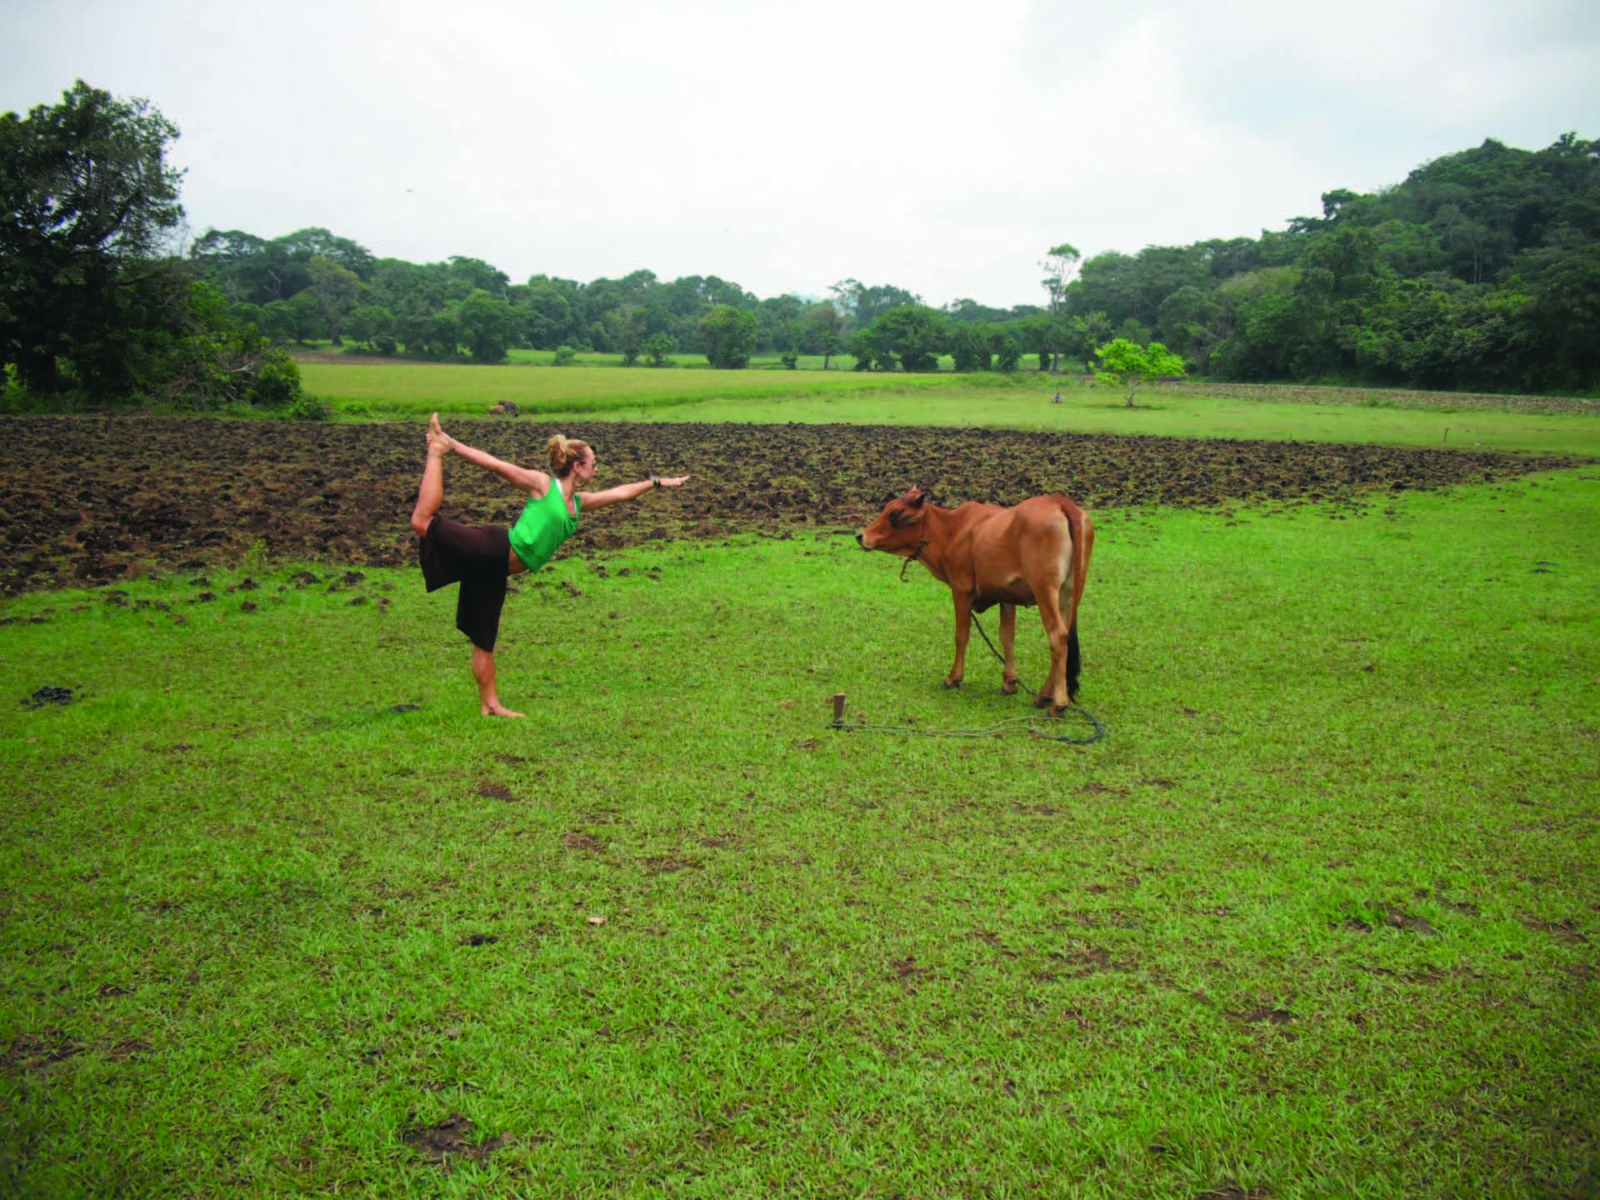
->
[426, 413, 454, 453]
[482, 704, 525, 718]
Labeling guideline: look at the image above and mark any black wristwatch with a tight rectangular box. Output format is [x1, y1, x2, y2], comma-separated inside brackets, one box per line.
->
[651, 476, 661, 489]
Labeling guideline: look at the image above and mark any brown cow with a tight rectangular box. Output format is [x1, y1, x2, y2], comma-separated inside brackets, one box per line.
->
[856, 487, 1094, 713]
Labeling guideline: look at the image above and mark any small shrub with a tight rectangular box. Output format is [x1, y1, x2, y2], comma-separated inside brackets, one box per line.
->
[781, 350, 800, 370]
[246, 352, 303, 410]
[552, 346, 577, 366]
[0, 366, 50, 413]
[285, 394, 330, 421]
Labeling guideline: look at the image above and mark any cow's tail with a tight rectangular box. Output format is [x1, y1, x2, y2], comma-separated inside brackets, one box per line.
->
[1066, 621, 1082, 703]
[1059, 495, 1094, 702]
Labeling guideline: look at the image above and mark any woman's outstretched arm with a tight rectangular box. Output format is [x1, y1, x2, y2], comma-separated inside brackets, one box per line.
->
[434, 416, 549, 495]
[580, 475, 690, 512]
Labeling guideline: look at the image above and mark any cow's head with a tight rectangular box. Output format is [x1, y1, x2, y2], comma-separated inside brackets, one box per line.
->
[857, 487, 932, 554]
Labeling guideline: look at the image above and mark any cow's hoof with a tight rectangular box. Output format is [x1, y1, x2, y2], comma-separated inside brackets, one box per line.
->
[1033, 693, 1053, 709]
[942, 678, 964, 691]
[1001, 679, 1019, 696]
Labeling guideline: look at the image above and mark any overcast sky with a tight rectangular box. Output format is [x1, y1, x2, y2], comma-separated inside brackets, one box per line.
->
[7, 0, 1598, 309]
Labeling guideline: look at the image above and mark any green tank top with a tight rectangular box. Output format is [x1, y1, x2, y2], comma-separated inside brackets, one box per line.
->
[507, 480, 580, 572]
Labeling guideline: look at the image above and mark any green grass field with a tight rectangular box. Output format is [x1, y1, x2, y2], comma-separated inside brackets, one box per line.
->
[299, 362, 1600, 459]
[3, 385, 1598, 1197]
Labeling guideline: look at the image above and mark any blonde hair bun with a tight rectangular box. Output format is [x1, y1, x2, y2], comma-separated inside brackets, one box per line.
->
[546, 434, 591, 477]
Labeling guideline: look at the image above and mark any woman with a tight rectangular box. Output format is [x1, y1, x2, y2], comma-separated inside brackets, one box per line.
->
[410, 412, 689, 717]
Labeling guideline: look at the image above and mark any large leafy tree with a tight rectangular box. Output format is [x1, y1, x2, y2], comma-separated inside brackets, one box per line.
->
[344, 304, 394, 354]
[599, 305, 646, 365]
[1156, 285, 1221, 371]
[700, 305, 758, 369]
[515, 278, 578, 349]
[1537, 241, 1600, 388]
[803, 301, 843, 369]
[949, 323, 992, 372]
[1017, 313, 1058, 372]
[1070, 311, 1114, 371]
[307, 255, 362, 345]
[189, 229, 271, 301]
[271, 228, 375, 291]
[2, 80, 186, 398]
[853, 305, 950, 373]
[456, 291, 518, 363]
[829, 279, 923, 331]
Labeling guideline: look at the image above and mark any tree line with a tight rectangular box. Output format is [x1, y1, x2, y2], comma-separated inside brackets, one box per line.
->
[181, 140, 1600, 393]
[4, 80, 1596, 410]
[188, 230, 1057, 372]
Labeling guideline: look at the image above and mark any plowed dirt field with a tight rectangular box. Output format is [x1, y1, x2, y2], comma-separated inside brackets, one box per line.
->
[0, 416, 1581, 595]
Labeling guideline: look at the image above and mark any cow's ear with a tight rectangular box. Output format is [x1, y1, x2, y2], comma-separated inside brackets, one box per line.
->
[909, 489, 929, 508]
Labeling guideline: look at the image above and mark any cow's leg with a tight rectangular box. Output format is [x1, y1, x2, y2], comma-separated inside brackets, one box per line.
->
[944, 592, 973, 689]
[1033, 584, 1073, 715]
[999, 603, 1020, 694]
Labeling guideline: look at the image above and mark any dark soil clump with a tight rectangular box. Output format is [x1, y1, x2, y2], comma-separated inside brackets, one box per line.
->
[21, 686, 76, 709]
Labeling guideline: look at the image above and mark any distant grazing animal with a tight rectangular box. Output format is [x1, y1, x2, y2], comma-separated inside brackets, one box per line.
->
[488, 402, 520, 417]
[856, 486, 1094, 712]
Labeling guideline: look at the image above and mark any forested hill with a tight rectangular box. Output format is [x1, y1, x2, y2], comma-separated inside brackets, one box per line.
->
[1066, 134, 1600, 393]
[191, 134, 1598, 393]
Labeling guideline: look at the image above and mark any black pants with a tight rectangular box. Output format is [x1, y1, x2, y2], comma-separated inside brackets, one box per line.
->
[419, 517, 511, 651]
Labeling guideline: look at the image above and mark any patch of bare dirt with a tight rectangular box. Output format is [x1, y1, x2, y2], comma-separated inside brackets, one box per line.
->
[1366, 903, 1442, 936]
[400, 1113, 511, 1165]
[1, 1030, 82, 1074]
[0, 416, 1583, 594]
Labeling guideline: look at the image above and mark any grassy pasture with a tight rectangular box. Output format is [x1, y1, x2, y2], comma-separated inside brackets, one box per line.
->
[298, 359, 952, 422]
[2, 397, 1598, 1199]
[298, 361, 1600, 459]
[4, 372, 1599, 1195]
